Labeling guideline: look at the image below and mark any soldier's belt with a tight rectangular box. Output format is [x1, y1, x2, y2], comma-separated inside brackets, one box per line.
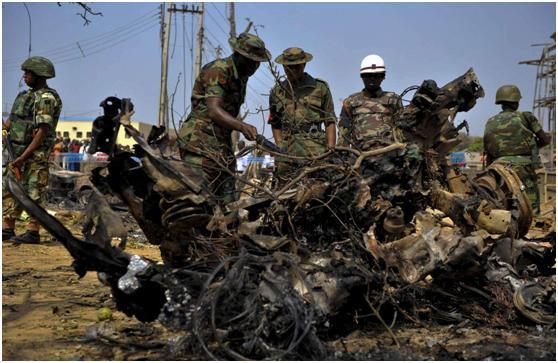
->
[286, 124, 324, 134]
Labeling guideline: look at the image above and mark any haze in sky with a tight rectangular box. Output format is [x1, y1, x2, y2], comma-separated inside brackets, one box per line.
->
[2, 2, 555, 137]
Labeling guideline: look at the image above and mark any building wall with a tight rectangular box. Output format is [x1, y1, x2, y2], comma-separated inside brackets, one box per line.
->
[54, 117, 153, 147]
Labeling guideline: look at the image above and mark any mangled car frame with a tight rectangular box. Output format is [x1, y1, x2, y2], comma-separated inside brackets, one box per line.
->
[7, 68, 555, 360]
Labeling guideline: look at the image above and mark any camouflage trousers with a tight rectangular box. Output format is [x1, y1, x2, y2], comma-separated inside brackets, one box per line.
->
[494, 159, 540, 215]
[180, 150, 236, 205]
[2, 154, 49, 222]
[274, 132, 326, 187]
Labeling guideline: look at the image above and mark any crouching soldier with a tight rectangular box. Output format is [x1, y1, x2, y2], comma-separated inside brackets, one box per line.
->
[177, 32, 270, 204]
[483, 85, 550, 215]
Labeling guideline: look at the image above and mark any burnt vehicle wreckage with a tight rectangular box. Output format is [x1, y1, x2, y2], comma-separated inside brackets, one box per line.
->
[6, 69, 555, 359]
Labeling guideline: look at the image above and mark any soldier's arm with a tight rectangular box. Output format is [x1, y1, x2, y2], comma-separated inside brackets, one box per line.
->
[337, 100, 352, 146]
[322, 86, 337, 147]
[395, 95, 403, 112]
[522, 111, 550, 148]
[3, 93, 24, 131]
[268, 88, 283, 146]
[482, 134, 494, 165]
[206, 98, 257, 141]
[14, 91, 61, 166]
[204, 67, 257, 140]
[12, 124, 50, 167]
[535, 130, 551, 148]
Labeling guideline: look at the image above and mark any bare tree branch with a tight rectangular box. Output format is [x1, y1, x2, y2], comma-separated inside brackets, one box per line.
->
[57, 2, 103, 26]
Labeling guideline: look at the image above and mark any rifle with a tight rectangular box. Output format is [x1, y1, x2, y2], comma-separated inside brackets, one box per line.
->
[255, 134, 287, 154]
[2, 129, 22, 179]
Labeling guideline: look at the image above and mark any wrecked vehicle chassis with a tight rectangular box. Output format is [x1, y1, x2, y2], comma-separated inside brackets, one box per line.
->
[6, 68, 555, 359]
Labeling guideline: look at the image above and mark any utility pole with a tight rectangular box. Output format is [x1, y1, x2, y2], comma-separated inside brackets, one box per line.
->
[520, 32, 556, 201]
[228, 2, 236, 40]
[158, 2, 172, 129]
[194, 3, 205, 79]
[160, 4, 204, 129]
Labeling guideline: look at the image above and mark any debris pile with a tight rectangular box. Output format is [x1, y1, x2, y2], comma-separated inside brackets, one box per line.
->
[7, 69, 555, 359]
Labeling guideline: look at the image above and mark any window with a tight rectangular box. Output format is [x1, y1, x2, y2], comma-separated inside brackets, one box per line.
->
[63, 131, 69, 137]
[56, 131, 61, 137]
[86, 132, 92, 138]
[76, 131, 83, 138]
[72, 127, 77, 131]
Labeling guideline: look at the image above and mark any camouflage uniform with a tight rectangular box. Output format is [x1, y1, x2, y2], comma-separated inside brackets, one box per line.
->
[484, 110, 544, 214]
[269, 74, 336, 173]
[269, 47, 336, 179]
[3, 86, 62, 220]
[338, 88, 402, 149]
[177, 33, 270, 204]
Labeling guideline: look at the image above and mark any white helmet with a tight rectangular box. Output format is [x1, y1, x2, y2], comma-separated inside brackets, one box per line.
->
[360, 54, 385, 74]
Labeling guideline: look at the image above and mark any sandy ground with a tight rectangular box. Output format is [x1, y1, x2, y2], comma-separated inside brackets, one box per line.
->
[2, 208, 556, 360]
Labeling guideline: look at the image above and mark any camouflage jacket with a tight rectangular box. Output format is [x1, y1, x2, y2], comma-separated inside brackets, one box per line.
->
[8, 86, 62, 158]
[338, 88, 402, 146]
[483, 110, 542, 166]
[268, 73, 336, 157]
[178, 56, 247, 154]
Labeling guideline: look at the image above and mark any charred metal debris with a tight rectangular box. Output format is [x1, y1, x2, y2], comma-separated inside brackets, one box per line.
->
[7, 69, 555, 359]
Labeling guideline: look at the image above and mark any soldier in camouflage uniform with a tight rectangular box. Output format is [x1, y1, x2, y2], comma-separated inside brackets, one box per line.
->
[268, 47, 336, 183]
[339, 54, 402, 150]
[483, 85, 550, 215]
[177, 33, 269, 204]
[2, 56, 62, 243]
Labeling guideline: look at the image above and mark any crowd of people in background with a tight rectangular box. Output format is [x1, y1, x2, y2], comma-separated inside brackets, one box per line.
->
[50, 138, 90, 171]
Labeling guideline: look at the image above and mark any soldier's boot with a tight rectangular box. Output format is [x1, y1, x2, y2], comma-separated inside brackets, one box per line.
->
[2, 229, 16, 241]
[13, 230, 40, 244]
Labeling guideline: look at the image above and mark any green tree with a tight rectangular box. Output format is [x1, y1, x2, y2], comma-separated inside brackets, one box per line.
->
[452, 133, 483, 152]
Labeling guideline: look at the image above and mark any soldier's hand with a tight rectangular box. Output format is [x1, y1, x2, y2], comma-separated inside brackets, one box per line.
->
[240, 123, 258, 141]
[12, 156, 24, 169]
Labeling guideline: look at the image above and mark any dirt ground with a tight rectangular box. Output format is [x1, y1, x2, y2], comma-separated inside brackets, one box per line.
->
[2, 207, 556, 360]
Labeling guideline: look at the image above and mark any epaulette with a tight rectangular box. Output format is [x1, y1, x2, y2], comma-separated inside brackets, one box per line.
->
[40, 92, 57, 100]
[345, 91, 364, 102]
[315, 77, 330, 87]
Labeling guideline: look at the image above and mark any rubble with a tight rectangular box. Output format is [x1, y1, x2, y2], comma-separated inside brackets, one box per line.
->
[6, 68, 555, 359]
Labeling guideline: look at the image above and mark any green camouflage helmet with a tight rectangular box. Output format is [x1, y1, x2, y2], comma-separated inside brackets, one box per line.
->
[229, 32, 271, 62]
[275, 47, 313, 65]
[21, 56, 56, 78]
[495, 85, 521, 104]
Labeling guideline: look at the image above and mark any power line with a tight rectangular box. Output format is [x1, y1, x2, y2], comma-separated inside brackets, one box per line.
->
[252, 74, 273, 90]
[170, 11, 178, 59]
[205, 27, 227, 51]
[3, 19, 159, 71]
[4, 8, 159, 63]
[182, 10, 187, 115]
[210, 2, 228, 23]
[247, 84, 268, 106]
[203, 36, 216, 55]
[190, 12, 195, 88]
[22, 3, 32, 58]
[3, 13, 159, 65]
[205, 8, 229, 37]
[52, 20, 159, 63]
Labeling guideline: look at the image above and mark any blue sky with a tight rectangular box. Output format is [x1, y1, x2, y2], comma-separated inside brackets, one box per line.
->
[2, 2, 555, 137]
